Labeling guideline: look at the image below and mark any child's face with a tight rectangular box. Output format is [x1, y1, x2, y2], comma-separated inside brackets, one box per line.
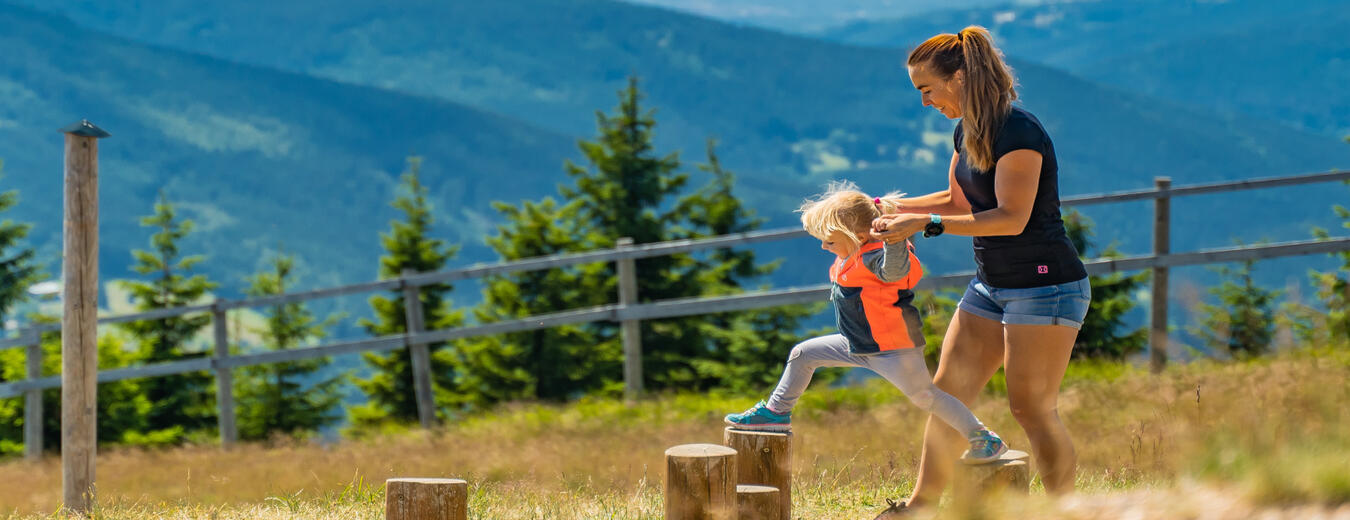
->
[820, 230, 865, 258]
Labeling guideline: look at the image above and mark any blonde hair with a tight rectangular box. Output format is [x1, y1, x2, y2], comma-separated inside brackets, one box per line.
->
[798, 181, 904, 247]
[907, 25, 1017, 172]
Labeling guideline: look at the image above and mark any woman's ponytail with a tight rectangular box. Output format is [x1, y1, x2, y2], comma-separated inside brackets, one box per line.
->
[956, 26, 1017, 172]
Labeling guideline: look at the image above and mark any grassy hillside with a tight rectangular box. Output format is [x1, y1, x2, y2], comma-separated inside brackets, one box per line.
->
[5, 0, 1349, 290]
[0, 4, 577, 298]
[1, 349, 1347, 518]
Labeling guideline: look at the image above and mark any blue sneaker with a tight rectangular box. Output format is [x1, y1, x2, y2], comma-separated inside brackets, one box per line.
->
[724, 400, 791, 432]
[961, 428, 1008, 465]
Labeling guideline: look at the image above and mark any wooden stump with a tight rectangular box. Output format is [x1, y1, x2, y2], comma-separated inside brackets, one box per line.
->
[956, 449, 1030, 497]
[723, 428, 792, 520]
[736, 485, 780, 520]
[385, 478, 468, 520]
[665, 443, 738, 520]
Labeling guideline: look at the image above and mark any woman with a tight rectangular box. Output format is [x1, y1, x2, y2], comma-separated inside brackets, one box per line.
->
[869, 26, 1090, 517]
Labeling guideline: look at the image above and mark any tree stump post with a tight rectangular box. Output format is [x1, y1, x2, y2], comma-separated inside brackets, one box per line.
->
[385, 478, 467, 520]
[723, 428, 791, 520]
[665, 443, 738, 520]
[735, 485, 780, 520]
[60, 119, 108, 515]
[956, 449, 1030, 497]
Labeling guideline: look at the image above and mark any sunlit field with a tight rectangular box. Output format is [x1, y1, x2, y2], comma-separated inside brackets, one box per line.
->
[2, 348, 1348, 519]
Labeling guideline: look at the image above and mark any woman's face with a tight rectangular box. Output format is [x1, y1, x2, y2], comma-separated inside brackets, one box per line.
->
[908, 64, 963, 119]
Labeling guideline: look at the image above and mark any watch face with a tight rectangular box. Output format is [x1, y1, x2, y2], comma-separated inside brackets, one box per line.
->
[924, 222, 943, 237]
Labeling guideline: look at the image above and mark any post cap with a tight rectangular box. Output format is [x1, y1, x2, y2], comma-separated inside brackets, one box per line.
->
[58, 120, 110, 138]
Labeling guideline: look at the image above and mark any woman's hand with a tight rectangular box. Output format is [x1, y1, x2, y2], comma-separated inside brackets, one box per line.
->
[871, 213, 927, 243]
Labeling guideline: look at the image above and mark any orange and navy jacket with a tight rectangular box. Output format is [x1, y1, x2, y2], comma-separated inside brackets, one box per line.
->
[829, 240, 926, 354]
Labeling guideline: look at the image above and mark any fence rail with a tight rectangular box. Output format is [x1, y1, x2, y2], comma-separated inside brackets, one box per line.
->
[1, 169, 1348, 454]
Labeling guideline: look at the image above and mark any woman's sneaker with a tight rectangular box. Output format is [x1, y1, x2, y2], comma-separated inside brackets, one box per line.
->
[871, 498, 915, 519]
[960, 428, 1008, 464]
[724, 400, 791, 432]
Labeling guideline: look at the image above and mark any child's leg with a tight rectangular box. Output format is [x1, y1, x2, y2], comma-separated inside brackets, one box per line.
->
[765, 334, 861, 413]
[866, 348, 985, 436]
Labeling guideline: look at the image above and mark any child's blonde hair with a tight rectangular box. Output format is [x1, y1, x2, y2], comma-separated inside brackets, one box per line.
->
[798, 181, 905, 246]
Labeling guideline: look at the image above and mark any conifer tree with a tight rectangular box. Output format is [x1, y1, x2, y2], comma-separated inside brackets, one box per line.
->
[1193, 255, 1280, 358]
[1063, 210, 1149, 359]
[676, 139, 824, 391]
[351, 157, 464, 425]
[235, 250, 344, 440]
[453, 82, 819, 404]
[0, 160, 40, 325]
[118, 192, 218, 439]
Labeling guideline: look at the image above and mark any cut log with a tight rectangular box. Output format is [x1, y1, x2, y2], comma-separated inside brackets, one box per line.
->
[665, 443, 738, 519]
[956, 449, 1030, 496]
[385, 478, 468, 520]
[723, 427, 792, 520]
[736, 485, 780, 520]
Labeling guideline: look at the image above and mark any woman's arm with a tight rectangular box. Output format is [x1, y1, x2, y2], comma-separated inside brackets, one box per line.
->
[872, 150, 1042, 240]
[883, 153, 972, 215]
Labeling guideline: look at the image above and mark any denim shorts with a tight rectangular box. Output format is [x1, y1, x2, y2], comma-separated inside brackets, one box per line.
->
[957, 277, 1091, 329]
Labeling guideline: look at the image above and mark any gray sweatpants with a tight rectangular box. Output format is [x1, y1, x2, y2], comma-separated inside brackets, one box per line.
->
[765, 334, 985, 436]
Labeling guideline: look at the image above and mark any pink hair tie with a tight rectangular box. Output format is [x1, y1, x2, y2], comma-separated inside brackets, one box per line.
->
[873, 197, 882, 205]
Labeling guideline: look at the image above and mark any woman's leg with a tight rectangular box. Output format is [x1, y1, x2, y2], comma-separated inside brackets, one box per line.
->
[904, 310, 1006, 508]
[1003, 323, 1079, 494]
[765, 334, 860, 413]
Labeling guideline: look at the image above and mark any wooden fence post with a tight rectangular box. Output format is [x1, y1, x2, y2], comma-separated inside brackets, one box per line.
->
[212, 302, 236, 448]
[60, 119, 108, 514]
[402, 269, 436, 429]
[23, 327, 42, 461]
[385, 478, 467, 520]
[665, 443, 738, 520]
[616, 237, 642, 401]
[1151, 177, 1171, 373]
[723, 428, 791, 520]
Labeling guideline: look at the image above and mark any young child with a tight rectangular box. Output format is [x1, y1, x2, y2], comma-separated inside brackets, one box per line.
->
[724, 182, 1008, 464]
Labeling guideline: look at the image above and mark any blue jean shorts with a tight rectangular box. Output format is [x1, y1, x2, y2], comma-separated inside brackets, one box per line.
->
[957, 277, 1091, 329]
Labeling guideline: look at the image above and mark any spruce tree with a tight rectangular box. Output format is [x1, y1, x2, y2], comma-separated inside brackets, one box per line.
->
[351, 157, 464, 425]
[235, 250, 344, 441]
[1306, 184, 1350, 344]
[560, 77, 717, 392]
[0, 160, 40, 326]
[676, 139, 824, 391]
[453, 85, 820, 405]
[1193, 257, 1281, 358]
[1063, 210, 1149, 359]
[118, 192, 218, 440]
[450, 198, 613, 408]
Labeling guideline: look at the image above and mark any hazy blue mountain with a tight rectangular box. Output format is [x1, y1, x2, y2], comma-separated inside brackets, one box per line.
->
[620, 0, 1012, 34]
[2, 0, 1347, 298]
[823, 0, 1350, 137]
[0, 5, 576, 303]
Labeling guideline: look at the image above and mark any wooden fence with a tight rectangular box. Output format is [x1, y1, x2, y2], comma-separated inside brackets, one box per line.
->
[1, 169, 1347, 456]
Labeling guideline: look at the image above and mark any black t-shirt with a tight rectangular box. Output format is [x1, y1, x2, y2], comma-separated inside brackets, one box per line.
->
[953, 107, 1087, 288]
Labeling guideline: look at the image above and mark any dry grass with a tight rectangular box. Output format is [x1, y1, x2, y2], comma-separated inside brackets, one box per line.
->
[1, 348, 1348, 519]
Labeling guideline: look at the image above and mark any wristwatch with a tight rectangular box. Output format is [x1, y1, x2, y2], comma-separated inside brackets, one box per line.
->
[923, 213, 944, 238]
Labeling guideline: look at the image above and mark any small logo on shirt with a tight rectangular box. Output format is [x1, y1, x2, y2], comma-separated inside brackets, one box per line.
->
[1037, 265, 1049, 274]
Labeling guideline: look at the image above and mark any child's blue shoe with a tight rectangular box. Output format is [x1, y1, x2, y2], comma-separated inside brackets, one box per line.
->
[960, 428, 1008, 464]
[724, 400, 791, 432]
